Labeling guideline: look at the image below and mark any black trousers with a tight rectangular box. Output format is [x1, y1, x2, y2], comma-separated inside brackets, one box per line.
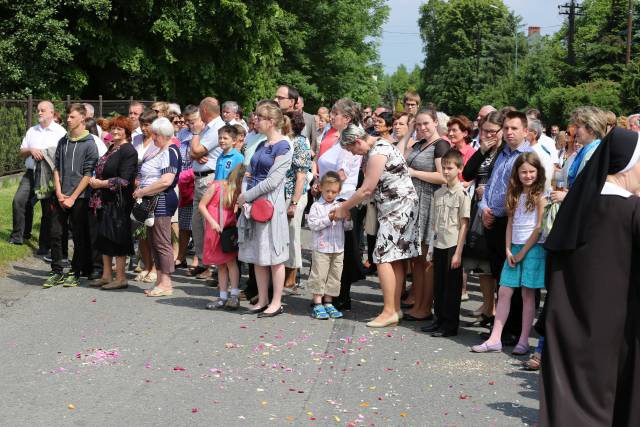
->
[337, 206, 366, 304]
[11, 170, 36, 243]
[88, 211, 103, 272]
[433, 246, 463, 333]
[50, 198, 92, 276]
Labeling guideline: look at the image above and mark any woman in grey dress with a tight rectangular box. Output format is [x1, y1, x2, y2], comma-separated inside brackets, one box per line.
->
[237, 102, 293, 318]
[396, 109, 449, 321]
[334, 124, 419, 328]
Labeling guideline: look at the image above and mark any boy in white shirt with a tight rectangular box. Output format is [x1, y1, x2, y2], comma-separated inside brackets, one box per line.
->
[306, 172, 352, 319]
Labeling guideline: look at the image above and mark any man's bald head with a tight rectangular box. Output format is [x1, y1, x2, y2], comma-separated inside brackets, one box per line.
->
[199, 97, 220, 122]
[477, 105, 497, 123]
[37, 100, 55, 126]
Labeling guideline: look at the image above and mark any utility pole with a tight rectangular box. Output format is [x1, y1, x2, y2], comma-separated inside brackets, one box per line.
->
[627, 0, 634, 64]
[559, 0, 584, 67]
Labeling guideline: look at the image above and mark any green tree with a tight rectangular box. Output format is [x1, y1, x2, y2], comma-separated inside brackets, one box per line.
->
[533, 80, 622, 126]
[277, 0, 388, 110]
[574, 0, 631, 82]
[380, 64, 421, 109]
[0, 0, 78, 97]
[418, 0, 522, 116]
[621, 59, 640, 111]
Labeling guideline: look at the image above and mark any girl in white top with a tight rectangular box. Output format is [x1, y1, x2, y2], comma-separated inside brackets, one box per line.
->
[472, 152, 547, 354]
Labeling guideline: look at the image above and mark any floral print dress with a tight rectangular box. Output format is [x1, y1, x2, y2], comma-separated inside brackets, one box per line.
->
[364, 139, 420, 263]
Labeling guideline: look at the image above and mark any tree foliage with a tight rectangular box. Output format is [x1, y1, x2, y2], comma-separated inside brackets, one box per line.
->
[0, 0, 388, 111]
[415, 0, 640, 125]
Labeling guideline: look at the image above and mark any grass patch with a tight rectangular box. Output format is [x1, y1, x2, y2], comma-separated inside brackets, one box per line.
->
[0, 179, 41, 270]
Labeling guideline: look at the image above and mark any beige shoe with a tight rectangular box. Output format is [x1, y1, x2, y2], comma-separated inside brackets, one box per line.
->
[146, 287, 173, 297]
[102, 279, 128, 290]
[89, 277, 112, 287]
[134, 270, 149, 281]
[142, 271, 157, 283]
[366, 312, 400, 328]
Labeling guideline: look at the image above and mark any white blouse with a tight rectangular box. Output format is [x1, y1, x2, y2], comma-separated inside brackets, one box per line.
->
[316, 142, 361, 198]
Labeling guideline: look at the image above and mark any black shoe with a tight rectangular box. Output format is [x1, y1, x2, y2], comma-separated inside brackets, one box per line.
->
[248, 305, 268, 314]
[257, 306, 284, 318]
[36, 248, 49, 256]
[403, 313, 433, 322]
[8, 238, 23, 245]
[468, 314, 494, 328]
[334, 299, 351, 311]
[421, 322, 442, 333]
[502, 333, 518, 347]
[23, 234, 32, 240]
[88, 271, 102, 280]
[431, 330, 457, 337]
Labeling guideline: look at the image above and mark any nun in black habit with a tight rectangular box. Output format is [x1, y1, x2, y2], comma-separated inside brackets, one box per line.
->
[540, 127, 640, 426]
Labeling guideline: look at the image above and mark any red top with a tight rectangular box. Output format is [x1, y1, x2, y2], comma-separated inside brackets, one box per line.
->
[318, 128, 339, 158]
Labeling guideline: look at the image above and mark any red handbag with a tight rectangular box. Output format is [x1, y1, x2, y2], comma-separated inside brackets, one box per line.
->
[250, 198, 274, 223]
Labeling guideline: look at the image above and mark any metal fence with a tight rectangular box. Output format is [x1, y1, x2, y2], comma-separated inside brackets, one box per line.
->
[0, 96, 155, 176]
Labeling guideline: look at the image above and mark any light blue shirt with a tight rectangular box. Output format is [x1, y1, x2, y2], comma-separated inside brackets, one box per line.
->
[479, 141, 531, 218]
[215, 148, 244, 180]
[191, 116, 225, 173]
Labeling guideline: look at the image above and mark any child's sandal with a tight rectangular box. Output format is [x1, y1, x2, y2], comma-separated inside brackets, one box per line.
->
[323, 303, 343, 319]
[311, 304, 329, 320]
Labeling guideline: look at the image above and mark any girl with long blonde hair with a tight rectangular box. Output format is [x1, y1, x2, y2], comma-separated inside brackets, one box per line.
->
[199, 164, 246, 310]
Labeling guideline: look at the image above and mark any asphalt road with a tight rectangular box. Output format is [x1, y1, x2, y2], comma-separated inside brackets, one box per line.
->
[0, 234, 539, 426]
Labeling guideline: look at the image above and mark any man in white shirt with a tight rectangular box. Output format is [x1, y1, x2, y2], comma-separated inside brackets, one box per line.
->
[527, 119, 555, 192]
[526, 108, 558, 164]
[10, 101, 66, 248]
[189, 97, 225, 275]
[129, 101, 145, 140]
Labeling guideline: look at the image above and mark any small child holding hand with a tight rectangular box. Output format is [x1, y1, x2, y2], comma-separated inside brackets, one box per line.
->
[306, 172, 352, 319]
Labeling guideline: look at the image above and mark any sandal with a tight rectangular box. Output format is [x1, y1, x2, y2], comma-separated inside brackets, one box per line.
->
[512, 343, 530, 356]
[146, 287, 173, 297]
[175, 260, 188, 268]
[523, 353, 541, 371]
[323, 303, 343, 319]
[142, 271, 157, 283]
[134, 270, 150, 281]
[188, 266, 207, 277]
[311, 304, 329, 320]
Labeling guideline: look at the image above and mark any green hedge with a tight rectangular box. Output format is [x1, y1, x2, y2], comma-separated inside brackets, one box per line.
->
[0, 106, 26, 175]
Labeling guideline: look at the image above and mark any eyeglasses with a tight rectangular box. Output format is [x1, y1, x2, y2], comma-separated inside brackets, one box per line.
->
[481, 128, 501, 136]
[274, 95, 290, 101]
[173, 120, 184, 125]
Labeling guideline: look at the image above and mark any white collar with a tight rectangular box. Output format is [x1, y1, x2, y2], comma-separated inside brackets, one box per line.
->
[601, 181, 632, 198]
[621, 132, 640, 172]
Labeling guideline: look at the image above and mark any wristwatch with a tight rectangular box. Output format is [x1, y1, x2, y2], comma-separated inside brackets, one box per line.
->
[192, 132, 200, 136]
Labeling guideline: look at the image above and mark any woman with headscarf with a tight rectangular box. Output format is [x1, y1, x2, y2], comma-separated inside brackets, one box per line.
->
[540, 128, 640, 425]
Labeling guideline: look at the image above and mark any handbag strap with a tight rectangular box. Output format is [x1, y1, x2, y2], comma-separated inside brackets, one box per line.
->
[219, 184, 225, 231]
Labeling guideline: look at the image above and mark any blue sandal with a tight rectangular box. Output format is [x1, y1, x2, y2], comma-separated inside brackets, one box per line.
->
[323, 303, 343, 319]
[311, 304, 329, 319]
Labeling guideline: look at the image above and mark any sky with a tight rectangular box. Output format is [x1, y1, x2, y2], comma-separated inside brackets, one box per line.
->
[380, 0, 566, 74]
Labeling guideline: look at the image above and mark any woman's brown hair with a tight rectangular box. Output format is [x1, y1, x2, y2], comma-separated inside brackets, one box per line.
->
[506, 152, 546, 215]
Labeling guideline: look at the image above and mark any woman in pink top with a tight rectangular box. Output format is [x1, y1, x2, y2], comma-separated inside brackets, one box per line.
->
[447, 116, 475, 167]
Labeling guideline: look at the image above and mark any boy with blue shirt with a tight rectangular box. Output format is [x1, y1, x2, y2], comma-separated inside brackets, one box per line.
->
[214, 125, 244, 180]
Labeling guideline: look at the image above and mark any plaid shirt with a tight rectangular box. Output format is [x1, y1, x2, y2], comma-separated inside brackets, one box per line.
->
[479, 141, 531, 218]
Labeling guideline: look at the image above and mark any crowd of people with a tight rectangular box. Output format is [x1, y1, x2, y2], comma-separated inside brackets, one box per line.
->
[10, 88, 640, 424]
